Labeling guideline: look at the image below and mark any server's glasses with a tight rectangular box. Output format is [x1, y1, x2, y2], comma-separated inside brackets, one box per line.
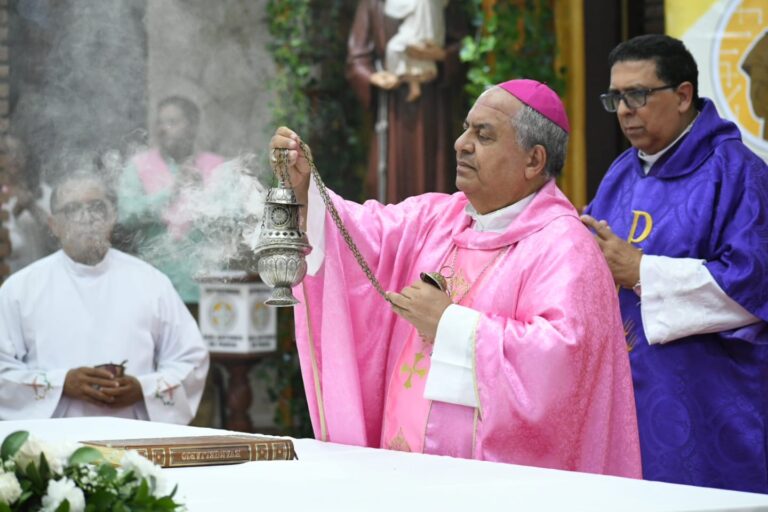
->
[600, 85, 678, 112]
[54, 199, 111, 221]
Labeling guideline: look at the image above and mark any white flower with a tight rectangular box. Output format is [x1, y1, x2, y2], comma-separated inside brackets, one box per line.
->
[0, 472, 22, 505]
[45, 441, 80, 474]
[14, 437, 78, 474]
[13, 436, 44, 471]
[120, 450, 171, 497]
[41, 477, 85, 512]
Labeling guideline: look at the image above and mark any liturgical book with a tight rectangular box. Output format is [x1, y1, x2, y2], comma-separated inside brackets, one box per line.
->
[83, 435, 297, 468]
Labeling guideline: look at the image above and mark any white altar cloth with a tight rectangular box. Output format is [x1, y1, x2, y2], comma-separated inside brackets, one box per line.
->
[0, 417, 766, 512]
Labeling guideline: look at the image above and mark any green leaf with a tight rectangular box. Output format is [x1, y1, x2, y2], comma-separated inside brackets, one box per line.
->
[135, 478, 150, 502]
[68, 446, 105, 466]
[97, 463, 117, 480]
[18, 489, 33, 504]
[25, 461, 42, 490]
[0, 502, 11, 512]
[87, 489, 115, 509]
[38, 452, 51, 481]
[0, 431, 29, 460]
[55, 499, 70, 512]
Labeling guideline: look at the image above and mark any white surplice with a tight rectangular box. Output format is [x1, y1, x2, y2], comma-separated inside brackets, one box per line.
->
[0, 249, 209, 424]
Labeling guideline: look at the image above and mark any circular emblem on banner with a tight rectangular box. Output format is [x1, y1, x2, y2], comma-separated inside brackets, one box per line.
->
[251, 301, 271, 331]
[712, 0, 768, 151]
[208, 298, 237, 333]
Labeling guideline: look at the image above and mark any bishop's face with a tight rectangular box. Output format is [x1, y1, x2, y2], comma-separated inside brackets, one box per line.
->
[454, 87, 546, 214]
[50, 178, 116, 265]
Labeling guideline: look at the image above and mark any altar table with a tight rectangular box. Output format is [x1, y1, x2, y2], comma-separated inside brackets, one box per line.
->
[1, 417, 766, 512]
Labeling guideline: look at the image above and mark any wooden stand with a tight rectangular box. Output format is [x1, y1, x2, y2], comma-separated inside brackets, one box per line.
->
[211, 352, 264, 433]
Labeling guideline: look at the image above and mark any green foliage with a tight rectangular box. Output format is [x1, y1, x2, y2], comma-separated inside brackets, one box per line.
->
[460, 0, 565, 101]
[0, 432, 183, 511]
[67, 448, 103, 467]
[0, 432, 28, 461]
[266, 0, 365, 199]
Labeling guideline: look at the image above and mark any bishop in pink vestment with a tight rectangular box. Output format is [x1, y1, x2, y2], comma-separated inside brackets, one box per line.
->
[272, 80, 641, 478]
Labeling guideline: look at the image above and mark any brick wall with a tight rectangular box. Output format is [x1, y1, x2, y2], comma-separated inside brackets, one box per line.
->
[0, 0, 9, 283]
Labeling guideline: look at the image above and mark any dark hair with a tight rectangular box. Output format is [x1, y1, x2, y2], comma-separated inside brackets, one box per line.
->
[50, 170, 117, 214]
[608, 34, 699, 102]
[157, 95, 201, 127]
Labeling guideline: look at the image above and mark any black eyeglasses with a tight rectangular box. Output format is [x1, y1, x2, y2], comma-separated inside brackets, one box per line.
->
[600, 85, 678, 112]
[54, 199, 111, 221]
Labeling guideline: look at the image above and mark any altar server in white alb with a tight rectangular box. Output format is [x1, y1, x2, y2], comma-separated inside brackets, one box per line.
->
[0, 170, 209, 424]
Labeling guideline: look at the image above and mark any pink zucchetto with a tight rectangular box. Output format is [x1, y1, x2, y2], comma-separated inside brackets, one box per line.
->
[497, 79, 570, 133]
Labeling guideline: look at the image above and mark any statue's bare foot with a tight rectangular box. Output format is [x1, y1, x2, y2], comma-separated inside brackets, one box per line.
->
[406, 80, 422, 102]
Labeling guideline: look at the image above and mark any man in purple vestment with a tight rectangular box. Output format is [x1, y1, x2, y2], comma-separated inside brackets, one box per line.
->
[583, 34, 768, 493]
[269, 79, 641, 478]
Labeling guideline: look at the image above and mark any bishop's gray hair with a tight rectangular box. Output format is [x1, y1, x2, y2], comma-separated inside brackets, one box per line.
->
[512, 105, 569, 179]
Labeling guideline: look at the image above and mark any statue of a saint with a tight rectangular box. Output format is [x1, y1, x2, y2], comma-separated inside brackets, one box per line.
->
[347, 0, 467, 203]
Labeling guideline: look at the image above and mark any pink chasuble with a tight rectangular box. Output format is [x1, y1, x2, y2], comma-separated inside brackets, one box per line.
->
[133, 149, 225, 238]
[294, 181, 641, 478]
[381, 246, 506, 456]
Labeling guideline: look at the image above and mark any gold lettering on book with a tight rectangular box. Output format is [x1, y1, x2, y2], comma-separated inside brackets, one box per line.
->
[170, 445, 250, 466]
[83, 436, 297, 468]
[178, 448, 244, 461]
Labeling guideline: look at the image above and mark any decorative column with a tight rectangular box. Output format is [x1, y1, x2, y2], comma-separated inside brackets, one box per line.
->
[555, 0, 587, 208]
[0, 0, 10, 284]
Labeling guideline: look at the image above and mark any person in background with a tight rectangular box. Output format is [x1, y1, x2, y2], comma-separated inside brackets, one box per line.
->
[0, 170, 209, 424]
[583, 34, 768, 493]
[269, 79, 641, 478]
[118, 95, 225, 306]
[0, 134, 54, 274]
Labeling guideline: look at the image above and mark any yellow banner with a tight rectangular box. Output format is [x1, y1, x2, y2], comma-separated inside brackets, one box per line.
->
[666, 0, 768, 162]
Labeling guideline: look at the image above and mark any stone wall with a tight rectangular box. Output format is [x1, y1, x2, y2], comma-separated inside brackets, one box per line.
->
[9, 1, 147, 180]
[0, 0, 9, 283]
[146, 0, 275, 161]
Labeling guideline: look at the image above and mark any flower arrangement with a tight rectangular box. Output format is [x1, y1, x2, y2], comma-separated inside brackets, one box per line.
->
[0, 431, 184, 512]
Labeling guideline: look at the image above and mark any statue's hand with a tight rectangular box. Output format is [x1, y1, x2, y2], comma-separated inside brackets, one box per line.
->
[406, 42, 446, 62]
[370, 71, 399, 90]
[269, 127, 311, 205]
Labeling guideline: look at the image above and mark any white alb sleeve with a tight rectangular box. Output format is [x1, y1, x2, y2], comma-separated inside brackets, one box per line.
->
[0, 287, 67, 419]
[639, 255, 759, 345]
[137, 284, 210, 425]
[305, 178, 326, 276]
[424, 304, 480, 407]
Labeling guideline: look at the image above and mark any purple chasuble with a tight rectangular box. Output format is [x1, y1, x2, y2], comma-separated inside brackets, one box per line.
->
[586, 98, 768, 493]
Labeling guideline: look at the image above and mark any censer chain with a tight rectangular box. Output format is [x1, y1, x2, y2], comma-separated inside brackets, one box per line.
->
[279, 143, 389, 301]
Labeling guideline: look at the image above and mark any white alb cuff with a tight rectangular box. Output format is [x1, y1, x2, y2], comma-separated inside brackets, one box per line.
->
[640, 255, 759, 345]
[305, 178, 326, 276]
[424, 304, 480, 408]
